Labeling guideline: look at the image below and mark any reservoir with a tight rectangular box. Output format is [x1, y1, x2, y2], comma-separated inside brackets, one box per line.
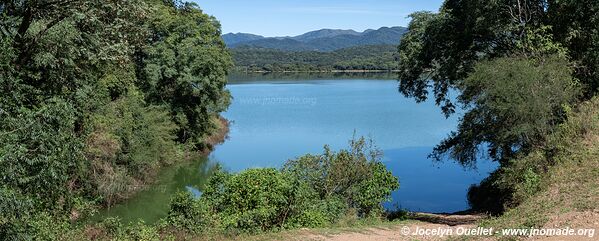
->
[97, 73, 497, 224]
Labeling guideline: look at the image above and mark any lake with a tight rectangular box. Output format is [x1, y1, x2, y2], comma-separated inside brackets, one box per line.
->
[96, 73, 497, 224]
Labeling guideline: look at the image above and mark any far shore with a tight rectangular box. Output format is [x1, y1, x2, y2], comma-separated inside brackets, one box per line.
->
[234, 69, 400, 73]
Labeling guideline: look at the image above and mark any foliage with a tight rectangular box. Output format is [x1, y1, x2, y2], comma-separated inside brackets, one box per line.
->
[166, 138, 399, 234]
[206, 168, 297, 232]
[549, 0, 599, 94]
[433, 55, 580, 166]
[479, 98, 599, 228]
[94, 217, 162, 241]
[166, 191, 214, 233]
[398, 0, 597, 162]
[0, 0, 231, 239]
[0, 187, 76, 240]
[232, 45, 399, 72]
[0, 187, 35, 239]
[200, 168, 317, 233]
[398, 0, 554, 116]
[0, 0, 150, 211]
[470, 97, 599, 214]
[283, 137, 399, 216]
[138, 1, 232, 148]
[0, 99, 84, 210]
[397, 1, 597, 215]
[84, 88, 181, 205]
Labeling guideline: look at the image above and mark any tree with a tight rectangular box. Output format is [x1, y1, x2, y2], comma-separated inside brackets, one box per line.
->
[432, 56, 579, 166]
[0, 0, 149, 211]
[137, 1, 232, 148]
[1, 4, 234, 238]
[0, 0, 147, 111]
[397, 0, 590, 164]
[549, 0, 599, 95]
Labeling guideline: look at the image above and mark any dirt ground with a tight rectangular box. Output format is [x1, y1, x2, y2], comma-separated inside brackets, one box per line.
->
[301, 213, 485, 241]
[291, 212, 599, 241]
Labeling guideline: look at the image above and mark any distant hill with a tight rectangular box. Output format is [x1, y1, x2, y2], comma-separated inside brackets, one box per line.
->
[222, 33, 264, 46]
[231, 44, 399, 72]
[291, 29, 361, 42]
[223, 27, 407, 52]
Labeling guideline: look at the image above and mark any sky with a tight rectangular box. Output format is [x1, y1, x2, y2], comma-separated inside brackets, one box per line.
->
[192, 0, 445, 37]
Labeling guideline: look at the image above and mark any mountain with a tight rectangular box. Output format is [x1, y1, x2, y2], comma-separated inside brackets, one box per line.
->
[223, 27, 407, 52]
[222, 33, 264, 46]
[232, 38, 314, 52]
[291, 29, 361, 41]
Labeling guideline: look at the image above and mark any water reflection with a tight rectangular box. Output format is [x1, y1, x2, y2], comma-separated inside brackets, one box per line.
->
[94, 157, 218, 224]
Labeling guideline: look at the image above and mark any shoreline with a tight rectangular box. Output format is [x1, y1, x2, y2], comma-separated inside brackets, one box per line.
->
[199, 116, 230, 156]
[234, 69, 400, 74]
[100, 116, 230, 209]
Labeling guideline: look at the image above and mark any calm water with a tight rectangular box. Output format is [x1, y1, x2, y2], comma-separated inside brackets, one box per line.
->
[96, 73, 497, 224]
[94, 158, 218, 224]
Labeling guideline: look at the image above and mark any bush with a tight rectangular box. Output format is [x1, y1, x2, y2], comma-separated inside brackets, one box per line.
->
[201, 168, 312, 233]
[166, 191, 213, 233]
[165, 137, 400, 234]
[0, 187, 73, 241]
[97, 217, 161, 241]
[0, 187, 35, 239]
[166, 168, 323, 234]
[283, 136, 399, 217]
[85, 89, 181, 206]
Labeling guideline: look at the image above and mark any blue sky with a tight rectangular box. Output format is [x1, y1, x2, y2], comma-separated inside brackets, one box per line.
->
[192, 0, 444, 37]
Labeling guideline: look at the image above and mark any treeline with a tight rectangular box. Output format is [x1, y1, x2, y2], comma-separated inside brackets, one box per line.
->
[231, 44, 399, 72]
[226, 72, 397, 83]
[0, 0, 231, 238]
[397, 0, 598, 214]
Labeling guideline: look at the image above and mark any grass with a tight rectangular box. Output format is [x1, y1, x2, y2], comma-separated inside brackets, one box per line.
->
[479, 98, 599, 234]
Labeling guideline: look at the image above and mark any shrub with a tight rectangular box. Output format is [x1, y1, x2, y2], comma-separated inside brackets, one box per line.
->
[201, 168, 306, 233]
[85, 89, 181, 206]
[353, 162, 400, 216]
[0, 187, 73, 241]
[283, 136, 399, 217]
[166, 191, 213, 233]
[165, 137, 400, 234]
[0, 187, 35, 239]
[120, 221, 161, 241]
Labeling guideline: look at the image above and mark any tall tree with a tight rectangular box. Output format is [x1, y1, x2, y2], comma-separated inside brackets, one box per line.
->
[0, 0, 148, 209]
[549, 0, 599, 94]
[397, 0, 588, 164]
[137, 1, 232, 148]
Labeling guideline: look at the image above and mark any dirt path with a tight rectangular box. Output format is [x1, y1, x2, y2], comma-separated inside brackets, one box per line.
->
[302, 213, 486, 241]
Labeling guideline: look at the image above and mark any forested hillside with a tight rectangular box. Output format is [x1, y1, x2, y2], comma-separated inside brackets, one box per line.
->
[231, 44, 399, 72]
[226, 27, 406, 72]
[224, 27, 407, 51]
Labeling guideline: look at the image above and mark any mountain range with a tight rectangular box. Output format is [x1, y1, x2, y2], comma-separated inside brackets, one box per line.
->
[223, 27, 407, 52]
